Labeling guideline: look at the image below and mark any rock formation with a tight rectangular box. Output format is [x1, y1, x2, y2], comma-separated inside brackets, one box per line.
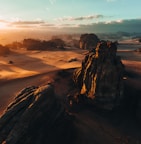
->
[0, 45, 10, 56]
[73, 41, 124, 110]
[79, 33, 100, 50]
[0, 85, 74, 144]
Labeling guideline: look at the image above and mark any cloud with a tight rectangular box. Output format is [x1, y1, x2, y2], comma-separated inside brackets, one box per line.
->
[1, 18, 141, 33]
[0, 19, 46, 29]
[40, 23, 56, 27]
[11, 20, 45, 25]
[49, 0, 56, 5]
[104, 19, 123, 24]
[61, 24, 78, 27]
[0, 19, 8, 23]
[13, 25, 35, 29]
[40, 23, 79, 29]
[56, 14, 104, 21]
[46, 7, 50, 11]
[8, 20, 45, 29]
[43, 18, 140, 34]
[63, 18, 141, 33]
[7, 20, 57, 29]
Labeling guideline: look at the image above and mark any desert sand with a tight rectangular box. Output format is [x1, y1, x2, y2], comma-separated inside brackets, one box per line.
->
[0, 48, 85, 115]
[0, 40, 141, 143]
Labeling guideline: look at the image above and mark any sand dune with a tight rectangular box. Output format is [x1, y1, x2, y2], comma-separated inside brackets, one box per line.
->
[0, 48, 85, 115]
[0, 49, 85, 80]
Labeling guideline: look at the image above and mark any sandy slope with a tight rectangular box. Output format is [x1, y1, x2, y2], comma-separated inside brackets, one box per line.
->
[0, 48, 85, 115]
[0, 49, 84, 80]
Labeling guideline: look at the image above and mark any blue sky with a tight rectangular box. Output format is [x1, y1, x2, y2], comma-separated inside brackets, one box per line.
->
[0, 0, 141, 33]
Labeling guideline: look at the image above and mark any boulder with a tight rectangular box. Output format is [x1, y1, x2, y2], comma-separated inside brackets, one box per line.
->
[0, 85, 74, 144]
[73, 41, 124, 110]
[79, 33, 100, 50]
[8, 60, 14, 64]
[68, 58, 78, 63]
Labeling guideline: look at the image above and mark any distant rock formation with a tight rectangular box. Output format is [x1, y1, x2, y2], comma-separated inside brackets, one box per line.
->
[79, 33, 100, 50]
[0, 85, 74, 144]
[22, 38, 65, 51]
[73, 41, 124, 110]
[0, 45, 10, 56]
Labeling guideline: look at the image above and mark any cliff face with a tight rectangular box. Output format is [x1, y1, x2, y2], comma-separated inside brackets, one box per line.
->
[0, 85, 74, 144]
[79, 33, 100, 50]
[73, 41, 124, 110]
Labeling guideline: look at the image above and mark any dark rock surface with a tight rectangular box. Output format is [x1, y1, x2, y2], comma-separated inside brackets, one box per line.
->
[137, 99, 141, 120]
[79, 33, 100, 50]
[0, 85, 74, 144]
[134, 48, 141, 52]
[123, 73, 141, 121]
[73, 41, 124, 110]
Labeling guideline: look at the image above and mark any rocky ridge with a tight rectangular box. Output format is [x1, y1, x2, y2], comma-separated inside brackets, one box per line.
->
[0, 85, 74, 144]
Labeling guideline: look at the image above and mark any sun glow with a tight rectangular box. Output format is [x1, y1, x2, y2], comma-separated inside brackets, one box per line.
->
[0, 22, 8, 29]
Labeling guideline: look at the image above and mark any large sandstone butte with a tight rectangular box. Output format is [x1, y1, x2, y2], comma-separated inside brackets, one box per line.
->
[79, 33, 100, 50]
[73, 41, 124, 110]
[0, 85, 74, 144]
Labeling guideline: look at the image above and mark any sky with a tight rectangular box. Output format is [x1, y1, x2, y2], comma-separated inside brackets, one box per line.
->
[0, 0, 141, 33]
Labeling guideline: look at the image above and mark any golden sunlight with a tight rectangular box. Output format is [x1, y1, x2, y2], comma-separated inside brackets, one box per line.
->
[0, 22, 8, 29]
